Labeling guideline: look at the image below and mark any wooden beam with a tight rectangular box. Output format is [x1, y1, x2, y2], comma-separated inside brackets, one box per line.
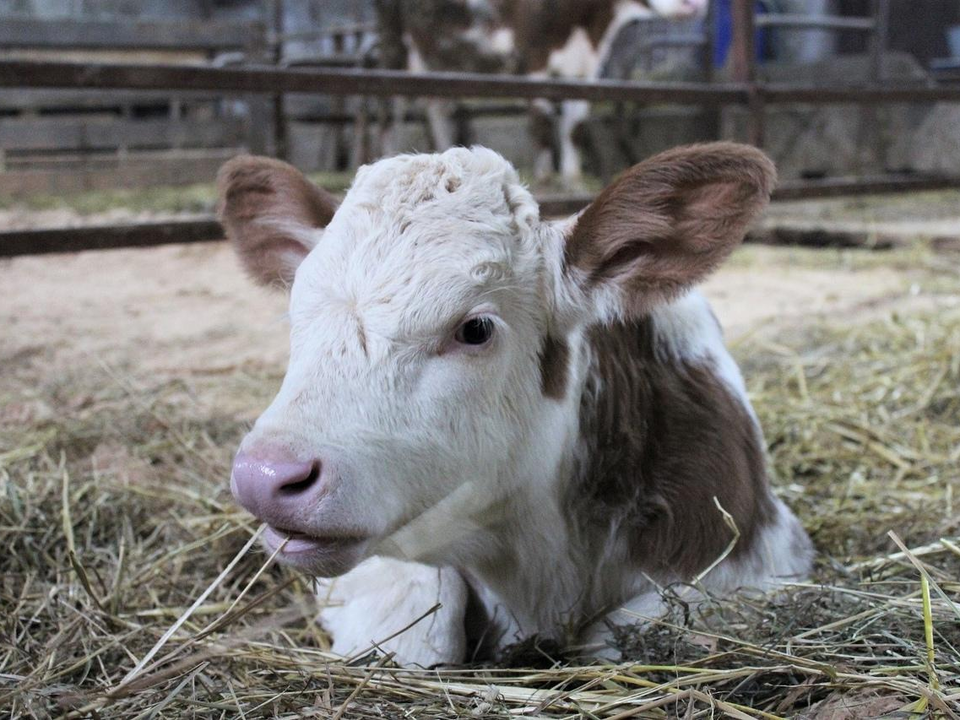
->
[730, 0, 764, 147]
[0, 59, 750, 104]
[0, 220, 224, 257]
[0, 18, 266, 52]
[754, 14, 875, 31]
[5, 175, 960, 257]
[5, 216, 958, 258]
[773, 174, 960, 200]
[531, 174, 960, 214]
[4, 59, 960, 105]
[0, 89, 225, 111]
[730, 0, 756, 87]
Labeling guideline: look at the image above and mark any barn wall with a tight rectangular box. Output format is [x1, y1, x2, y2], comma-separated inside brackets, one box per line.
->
[837, 0, 959, 65]
[0, 0, 379, 193]
[1, 0, 956, 190]
[0, 0, 201, 19]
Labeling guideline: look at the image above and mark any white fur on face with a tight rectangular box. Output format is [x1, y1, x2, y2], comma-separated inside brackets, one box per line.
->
[243, 148, 548, 563]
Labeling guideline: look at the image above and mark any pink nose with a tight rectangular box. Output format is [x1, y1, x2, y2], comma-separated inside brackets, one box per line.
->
[231, 451, 325, 525]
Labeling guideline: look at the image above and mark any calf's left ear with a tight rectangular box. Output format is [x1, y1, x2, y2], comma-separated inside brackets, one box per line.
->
[559, 142, 775, 322]
[217, 155, 339, 290]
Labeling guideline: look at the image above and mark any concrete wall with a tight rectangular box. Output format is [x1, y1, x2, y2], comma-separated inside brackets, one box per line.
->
[0, 0, 202, 19]
[0, 0, 375, 26]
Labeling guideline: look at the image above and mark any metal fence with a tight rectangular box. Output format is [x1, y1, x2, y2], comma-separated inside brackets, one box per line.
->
[0, 12, 374, 196]
[1, 0, 958, 257]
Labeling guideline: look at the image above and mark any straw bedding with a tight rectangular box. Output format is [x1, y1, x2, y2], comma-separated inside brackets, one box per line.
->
[2, 303, 958, 718]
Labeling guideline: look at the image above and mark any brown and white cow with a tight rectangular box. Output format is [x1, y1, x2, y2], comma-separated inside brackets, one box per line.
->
[376, 0, 709, 180]
[220, 142, 813, 666]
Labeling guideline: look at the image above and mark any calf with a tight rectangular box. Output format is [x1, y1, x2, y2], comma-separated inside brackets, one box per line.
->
[376, 0, 709, 180]
[220, 143, 813, 666]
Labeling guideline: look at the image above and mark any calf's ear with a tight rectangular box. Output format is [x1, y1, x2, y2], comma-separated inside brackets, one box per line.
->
[217, 156, 338, 289]
[560, 142, 774, 322]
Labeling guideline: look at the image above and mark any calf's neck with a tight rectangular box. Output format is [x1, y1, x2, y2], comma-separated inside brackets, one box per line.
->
[220, 143, 813, 666]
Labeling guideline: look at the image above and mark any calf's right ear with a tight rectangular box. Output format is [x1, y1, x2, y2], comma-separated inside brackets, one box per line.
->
[217, 156, 339, 289]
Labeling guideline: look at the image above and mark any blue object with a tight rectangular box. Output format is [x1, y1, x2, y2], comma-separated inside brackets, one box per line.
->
[713, 0, 767, 68]
[948, 25, 960, 58]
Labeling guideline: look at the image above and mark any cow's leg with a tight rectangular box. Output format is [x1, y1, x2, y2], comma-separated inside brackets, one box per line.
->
[379, 96, 409, 157]
[558, 99, 591, 182]
[425, 100, 456, 151]
[530, 98, 556, 180]
[316, 556, 468, 667]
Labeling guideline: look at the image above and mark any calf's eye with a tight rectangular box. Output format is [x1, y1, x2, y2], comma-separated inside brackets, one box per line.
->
[455, 317, 495, 346]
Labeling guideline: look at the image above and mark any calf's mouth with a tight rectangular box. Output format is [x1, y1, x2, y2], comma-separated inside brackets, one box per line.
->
[262, 525, 370, 576]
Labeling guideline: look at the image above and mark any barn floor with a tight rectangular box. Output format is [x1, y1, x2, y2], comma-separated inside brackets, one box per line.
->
[1, 191, 959, 717]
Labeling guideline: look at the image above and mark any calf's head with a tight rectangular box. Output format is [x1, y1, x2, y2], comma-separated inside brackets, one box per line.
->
[219, 144, 773, 577]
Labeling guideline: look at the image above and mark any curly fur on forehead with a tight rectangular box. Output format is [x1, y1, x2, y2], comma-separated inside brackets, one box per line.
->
[340, 146, 539, 240]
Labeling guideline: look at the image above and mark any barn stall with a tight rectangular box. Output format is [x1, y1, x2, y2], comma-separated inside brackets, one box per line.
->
[2, 0, 960, 717]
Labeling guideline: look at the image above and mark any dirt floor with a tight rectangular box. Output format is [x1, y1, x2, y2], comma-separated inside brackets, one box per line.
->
[2, 191, 959, 717]
[0, 234, 952, 379]
[4, 190, 960, 381]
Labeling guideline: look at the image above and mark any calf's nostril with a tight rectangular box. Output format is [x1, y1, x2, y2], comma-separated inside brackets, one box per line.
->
[277, 461, 321, 496]
[231, 452, 325, 513]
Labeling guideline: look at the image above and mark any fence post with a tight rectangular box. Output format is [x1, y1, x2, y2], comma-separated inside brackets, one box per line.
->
[271, 0, 288, 161]
[868, 0, 890, 171]
[869, 0, 890, 82]
[245, 16, 272, 155]
[730, 0, 764, 147]
[700, 0, 721, 141]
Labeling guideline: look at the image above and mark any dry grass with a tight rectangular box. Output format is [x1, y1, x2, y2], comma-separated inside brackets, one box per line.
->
[2, 306, 959, 718]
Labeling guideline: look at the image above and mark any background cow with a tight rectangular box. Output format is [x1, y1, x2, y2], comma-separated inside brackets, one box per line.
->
[375, 0, 709, 181]
[220, 142, 813, 666]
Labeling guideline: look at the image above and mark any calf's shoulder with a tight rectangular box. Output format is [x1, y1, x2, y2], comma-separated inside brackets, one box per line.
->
[566, 291, 778, 581]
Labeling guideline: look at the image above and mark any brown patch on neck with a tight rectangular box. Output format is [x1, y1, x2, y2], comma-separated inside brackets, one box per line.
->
[539, 334, 570, 400]
[566, 319, 775, 579]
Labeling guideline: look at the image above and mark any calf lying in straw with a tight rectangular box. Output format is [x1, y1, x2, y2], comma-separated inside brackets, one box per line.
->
[219, 142, 813, 666]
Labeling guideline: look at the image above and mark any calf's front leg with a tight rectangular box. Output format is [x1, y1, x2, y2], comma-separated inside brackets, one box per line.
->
[316, 556, 468, 667]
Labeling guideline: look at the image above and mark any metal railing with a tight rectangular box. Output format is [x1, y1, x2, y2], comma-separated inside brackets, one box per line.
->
[1, 0, 958, 256]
